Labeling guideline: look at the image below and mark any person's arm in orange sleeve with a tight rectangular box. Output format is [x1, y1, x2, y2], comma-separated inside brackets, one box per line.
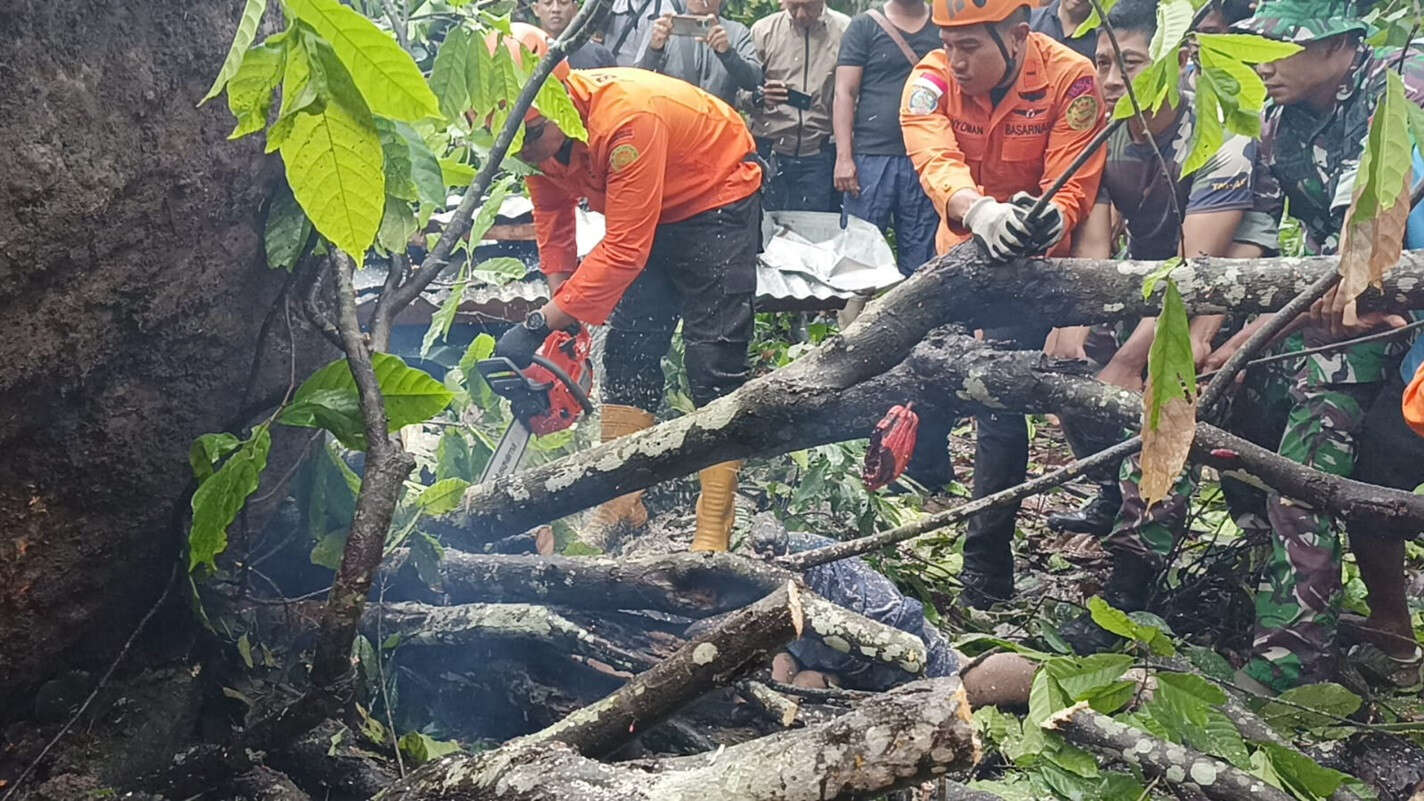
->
[527, 173, 580, 285]
[1037, 63, 1107, 238]
[1405, 360, 1424, 438]
[899, 62, 980, 227]
[546, 114, 668, 326]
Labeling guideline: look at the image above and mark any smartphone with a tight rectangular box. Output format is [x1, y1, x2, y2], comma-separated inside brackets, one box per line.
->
[668, 13, 713, 36]
[785, 88, 813, 110]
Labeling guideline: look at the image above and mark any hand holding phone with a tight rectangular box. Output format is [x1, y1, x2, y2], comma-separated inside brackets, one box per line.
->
[762, 79, 790, 107]
[668, 13, 713, 36]
[784, 88, 813, 110]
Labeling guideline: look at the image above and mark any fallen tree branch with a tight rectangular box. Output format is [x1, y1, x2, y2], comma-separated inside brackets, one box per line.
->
[445, 324, 1424, 546]
[517, 581, 924, 758]
[374, 601, 655, 673]
[376, 677, 979, 801]
[736, 680, 800, 727]
[383, 549, 788, 617]
[1046, 702, 1295, 801]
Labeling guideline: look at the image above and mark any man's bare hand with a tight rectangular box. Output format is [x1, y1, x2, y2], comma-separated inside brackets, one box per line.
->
[1043, 326, 1090, 361]
[762, 79, 789, 107]
[1098, 359, 1144, 394]
[833, 154, 859, 196]
[1309, 284, 1408, 340]
[702, 21, 730, 53]
[649, 13, 673, 50]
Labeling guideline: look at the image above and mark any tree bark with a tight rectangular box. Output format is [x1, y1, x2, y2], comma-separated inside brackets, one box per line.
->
[1046, 702, 1295, 801]
[376, 677, 979, 801]
[513, 581, 926, 758]
[445, 323, 1424, 545]
[383, 549, 789, 617]
[0, 0, 330, 702]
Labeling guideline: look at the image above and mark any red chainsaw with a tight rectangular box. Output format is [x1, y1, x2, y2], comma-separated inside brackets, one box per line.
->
[476, 327, 594, 483]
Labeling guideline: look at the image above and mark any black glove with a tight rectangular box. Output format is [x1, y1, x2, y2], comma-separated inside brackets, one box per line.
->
[494, 315, 550, 369]
[1010, 191, 1065, 254]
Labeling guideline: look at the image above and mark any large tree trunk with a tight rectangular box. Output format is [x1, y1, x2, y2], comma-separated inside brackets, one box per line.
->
[0, 0, 317, 704]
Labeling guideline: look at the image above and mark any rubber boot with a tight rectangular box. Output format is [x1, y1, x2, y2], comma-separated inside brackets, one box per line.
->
[1061, 551, 1157, 653]
[1047, 479, 1123, 536]
[691, 460, 743, 552]
[585, 405, 656, 540]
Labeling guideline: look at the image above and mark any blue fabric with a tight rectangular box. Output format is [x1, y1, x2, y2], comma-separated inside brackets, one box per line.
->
[761, 146, 838, 213]
[1401, 149, 1424, 382]
[841, 154, 940, 276]
[753, 523, 959, 691]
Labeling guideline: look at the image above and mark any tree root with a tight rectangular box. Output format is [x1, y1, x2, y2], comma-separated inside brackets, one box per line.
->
[375, 677, 979, 801]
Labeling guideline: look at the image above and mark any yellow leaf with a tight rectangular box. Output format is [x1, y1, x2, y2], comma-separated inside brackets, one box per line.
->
[1140, 393, 1196, 508]
[1338, 168, 1410, 324]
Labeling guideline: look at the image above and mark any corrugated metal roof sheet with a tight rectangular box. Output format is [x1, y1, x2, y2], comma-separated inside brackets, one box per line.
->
[359, 202, 904, 322]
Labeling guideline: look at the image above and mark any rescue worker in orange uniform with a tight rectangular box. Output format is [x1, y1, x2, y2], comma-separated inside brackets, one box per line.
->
[491, 61, 763, 553]
[899, 0, 1106, 607]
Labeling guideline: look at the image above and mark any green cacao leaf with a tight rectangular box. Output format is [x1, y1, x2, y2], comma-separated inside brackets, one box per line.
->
[417, 478, 471, 515]
[189, 425, 272, 571]
[431, 24, 477, 121]
[534, 77, 587, 142]
[190, 433, 242, 481]
[226, 40, 286, 139]
[422, 271, 468, 357]
[377, 195, 419, 255]
[282, 353, 454, 442]
[286, 0, 440, 121]
[1140, 279, 1196, 506]
[1196, 32, 1304, 63]
[471, 256, 526, 286]
[1150, 0, 1193, 62]
[397, 123, 447, 209]
[279, 77, 384, 265]
[265, 180, 313, 271]
[202, 0, 271, 104]
[1045, 654, 1134, 702]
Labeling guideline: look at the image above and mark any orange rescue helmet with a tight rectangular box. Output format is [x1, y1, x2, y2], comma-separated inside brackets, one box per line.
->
[932, 0, 1032, 27]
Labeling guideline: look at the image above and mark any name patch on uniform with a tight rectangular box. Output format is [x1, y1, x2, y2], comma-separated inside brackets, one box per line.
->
[1066, 75, 1095, 99]
[609, 144, 640, 173]
[1065, 94, 1100, 131]
[905, 74, 946, 115]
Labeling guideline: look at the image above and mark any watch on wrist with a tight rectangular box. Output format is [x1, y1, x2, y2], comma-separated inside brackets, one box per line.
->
[524, 310, 548, 331]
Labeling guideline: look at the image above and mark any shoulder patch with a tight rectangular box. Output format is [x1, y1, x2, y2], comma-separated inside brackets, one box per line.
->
[905, 74, 946, 115]
[609, 143, 640, 173]
[1066, 75, 1095, 99]
[1065, 94, 1100, 131]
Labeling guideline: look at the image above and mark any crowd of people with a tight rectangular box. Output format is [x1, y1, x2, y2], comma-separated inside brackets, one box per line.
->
[486, 0, 1424, 697]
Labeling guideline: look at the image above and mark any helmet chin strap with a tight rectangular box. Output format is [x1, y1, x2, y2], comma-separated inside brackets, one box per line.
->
[986, 23, 1018, 90]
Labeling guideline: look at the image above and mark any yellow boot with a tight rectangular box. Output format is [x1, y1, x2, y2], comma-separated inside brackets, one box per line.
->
[692, 460, 743, 552]
[585, 404, 656, 539]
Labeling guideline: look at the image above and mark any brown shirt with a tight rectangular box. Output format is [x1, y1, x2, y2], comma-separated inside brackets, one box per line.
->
[747, 7, 849, 156]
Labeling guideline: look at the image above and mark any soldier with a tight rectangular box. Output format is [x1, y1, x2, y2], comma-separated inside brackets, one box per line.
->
[900, 0, 1107, 608]
[1222, 0, 1424, 693]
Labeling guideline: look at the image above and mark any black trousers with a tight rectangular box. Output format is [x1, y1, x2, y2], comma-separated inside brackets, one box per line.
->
[602, 193, 761, 411]
[960, 324, 1052, 587]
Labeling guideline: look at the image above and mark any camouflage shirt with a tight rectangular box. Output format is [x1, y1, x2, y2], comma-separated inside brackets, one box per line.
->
[1253, 42, 1424, 382]
[1255, 43, 1424, 254]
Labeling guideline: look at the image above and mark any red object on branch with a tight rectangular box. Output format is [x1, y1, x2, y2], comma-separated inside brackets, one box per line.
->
[863, 403, 919, 490]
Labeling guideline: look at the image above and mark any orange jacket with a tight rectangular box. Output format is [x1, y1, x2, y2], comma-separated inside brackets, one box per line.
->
[1405, 360, 1424, 438]
[900, 33, 1106, 255]
[527, 68, 762, 324]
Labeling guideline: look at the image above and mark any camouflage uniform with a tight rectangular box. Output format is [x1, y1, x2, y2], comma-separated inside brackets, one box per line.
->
[1228, 2, 1424, 691]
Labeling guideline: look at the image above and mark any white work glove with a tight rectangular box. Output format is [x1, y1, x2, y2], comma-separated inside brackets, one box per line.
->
[1010, 191, 1065, 254]
[962, 195, 1032, 263]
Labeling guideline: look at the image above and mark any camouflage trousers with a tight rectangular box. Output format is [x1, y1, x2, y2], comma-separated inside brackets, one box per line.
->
[1102, 349, 1392, 693]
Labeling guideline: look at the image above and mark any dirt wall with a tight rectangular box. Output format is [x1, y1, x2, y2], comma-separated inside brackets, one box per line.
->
[0, 0, 305, 702]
